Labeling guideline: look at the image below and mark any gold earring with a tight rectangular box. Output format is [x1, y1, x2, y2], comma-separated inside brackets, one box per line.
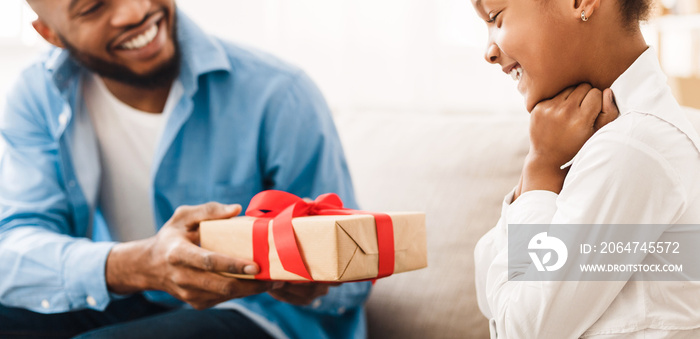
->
[581, 10, 589, 21]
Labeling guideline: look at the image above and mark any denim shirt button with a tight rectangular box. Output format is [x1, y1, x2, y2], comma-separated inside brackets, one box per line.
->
[41, 299, 50, 309]
[86, 296, 97, 307]
[311, 299, 322, 309]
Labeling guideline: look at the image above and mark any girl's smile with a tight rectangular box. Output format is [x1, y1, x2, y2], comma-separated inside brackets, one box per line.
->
[472, 0, 596, 112]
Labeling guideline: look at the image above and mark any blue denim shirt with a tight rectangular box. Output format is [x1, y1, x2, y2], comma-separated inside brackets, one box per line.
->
[0, 11, 370, 339]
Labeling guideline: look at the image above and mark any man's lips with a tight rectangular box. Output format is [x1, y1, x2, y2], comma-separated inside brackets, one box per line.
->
[111, 11, 165, 51]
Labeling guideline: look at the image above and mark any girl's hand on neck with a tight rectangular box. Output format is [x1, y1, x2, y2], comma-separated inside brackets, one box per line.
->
[513, 84, 619, 200]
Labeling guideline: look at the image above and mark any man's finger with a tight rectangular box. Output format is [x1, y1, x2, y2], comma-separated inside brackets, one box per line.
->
[171, 284, 222, 303]
[169, 243, 259, 275]
[172, 282, 250, 310]
[175, 269, 275, 298]
[268, 290, 315, 306]
[594, 88, 620, 131]
[229, 279, 278, 296]
[174, 202, 242, 229]
[280, 284, 330, 299]
[199, 272, 275, 297]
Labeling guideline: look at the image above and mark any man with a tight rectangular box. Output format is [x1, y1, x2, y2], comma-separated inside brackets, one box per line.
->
[0, 0, 370, 338]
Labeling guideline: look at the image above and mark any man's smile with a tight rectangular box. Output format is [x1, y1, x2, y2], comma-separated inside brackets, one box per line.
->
[111, 11, 168, 61]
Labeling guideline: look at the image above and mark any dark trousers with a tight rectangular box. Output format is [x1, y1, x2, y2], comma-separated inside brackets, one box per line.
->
[0, 295, 273, 339]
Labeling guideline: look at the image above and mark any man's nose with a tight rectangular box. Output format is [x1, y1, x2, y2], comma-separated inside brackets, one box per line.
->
[111, 0, 152, 28]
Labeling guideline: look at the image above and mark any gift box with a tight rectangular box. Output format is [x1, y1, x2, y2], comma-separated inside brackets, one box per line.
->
[200, 191, 427, 282]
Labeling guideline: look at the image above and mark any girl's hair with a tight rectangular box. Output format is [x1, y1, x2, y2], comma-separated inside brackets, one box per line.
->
[619, 0, 655, 26]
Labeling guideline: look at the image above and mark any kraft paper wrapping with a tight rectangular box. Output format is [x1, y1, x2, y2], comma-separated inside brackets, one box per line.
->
[200, 212, 427, 281]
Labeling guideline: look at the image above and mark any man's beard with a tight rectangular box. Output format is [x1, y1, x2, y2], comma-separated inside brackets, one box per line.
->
[59, 17, 180, 89]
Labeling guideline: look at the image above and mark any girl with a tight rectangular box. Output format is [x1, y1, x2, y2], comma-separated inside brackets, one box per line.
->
[472, 0, 700, 337]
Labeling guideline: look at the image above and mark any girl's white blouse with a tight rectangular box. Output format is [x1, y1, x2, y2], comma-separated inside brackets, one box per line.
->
[474, 48, 700, 339]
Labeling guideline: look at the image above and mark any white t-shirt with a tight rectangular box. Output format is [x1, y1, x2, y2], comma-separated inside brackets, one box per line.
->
[474, 48, 700, 338]
[83, 73, 183, 242]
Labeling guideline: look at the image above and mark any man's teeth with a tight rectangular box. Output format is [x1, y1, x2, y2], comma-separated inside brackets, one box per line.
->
[509, 66, 522, 81]
[120, 24, 158, 50]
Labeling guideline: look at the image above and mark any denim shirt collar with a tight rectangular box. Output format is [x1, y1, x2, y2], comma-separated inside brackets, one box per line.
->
[44, 8, 232, 97]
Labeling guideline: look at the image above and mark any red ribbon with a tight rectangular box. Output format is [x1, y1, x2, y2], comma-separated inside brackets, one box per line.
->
[245, 190, 395, 281]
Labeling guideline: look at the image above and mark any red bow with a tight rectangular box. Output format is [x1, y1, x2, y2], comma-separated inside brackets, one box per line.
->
[245, 190, 395, 281]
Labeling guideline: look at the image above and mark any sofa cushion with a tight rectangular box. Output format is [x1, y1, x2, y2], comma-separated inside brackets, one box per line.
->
[335, 107, 700, 339]
[335, 112, 530, 339]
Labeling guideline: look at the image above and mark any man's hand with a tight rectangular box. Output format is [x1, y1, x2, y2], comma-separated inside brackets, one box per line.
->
[515, 85, 619, 199]
[105, 202, 276, 310]
[268, 282, 339, 306]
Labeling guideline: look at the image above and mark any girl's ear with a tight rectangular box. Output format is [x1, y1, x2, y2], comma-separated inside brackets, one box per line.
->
[574, 0, 601, 21]
[32, 19, 65, 48]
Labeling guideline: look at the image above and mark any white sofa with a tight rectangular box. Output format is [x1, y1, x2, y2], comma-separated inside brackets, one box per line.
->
[334, 108, 700, 339]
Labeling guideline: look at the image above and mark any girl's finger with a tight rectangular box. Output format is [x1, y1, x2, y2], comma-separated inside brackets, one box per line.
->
[580, 87, 603, 124]
[569, 83, 594, 106]
[594, 88, 620, 131]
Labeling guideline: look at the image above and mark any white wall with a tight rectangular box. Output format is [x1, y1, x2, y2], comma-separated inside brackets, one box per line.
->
[0, 0, 525, 116]
[1, 0, 689, 117]
[0, 0, 44, 111]
[176, 0, 525, 115]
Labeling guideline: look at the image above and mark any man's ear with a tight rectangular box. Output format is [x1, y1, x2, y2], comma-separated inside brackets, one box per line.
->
[573, 0, 601, 21]
[32, 19, 65, 48]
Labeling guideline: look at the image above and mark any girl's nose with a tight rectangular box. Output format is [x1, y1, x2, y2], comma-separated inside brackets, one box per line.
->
[484, 43, 500, 64]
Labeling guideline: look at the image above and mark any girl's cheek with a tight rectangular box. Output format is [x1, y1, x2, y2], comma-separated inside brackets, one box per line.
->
[495, 28, 517, 55]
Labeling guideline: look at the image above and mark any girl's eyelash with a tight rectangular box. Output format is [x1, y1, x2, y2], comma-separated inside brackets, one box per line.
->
[487, 11, 502, 23]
